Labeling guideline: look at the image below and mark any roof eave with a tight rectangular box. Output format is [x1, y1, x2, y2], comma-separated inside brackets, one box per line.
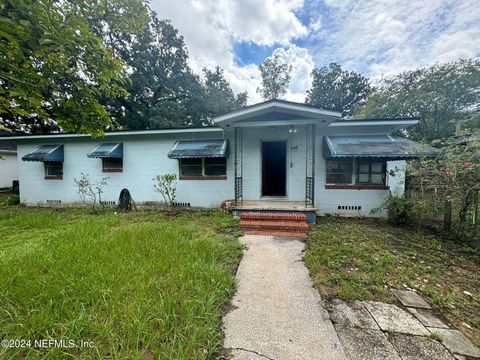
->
[5, 127, 223, 141]
[0, 150, 17, 155]
[329, 119, 419, 127]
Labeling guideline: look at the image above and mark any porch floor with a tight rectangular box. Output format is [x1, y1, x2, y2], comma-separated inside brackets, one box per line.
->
[233, 200, 316, 212]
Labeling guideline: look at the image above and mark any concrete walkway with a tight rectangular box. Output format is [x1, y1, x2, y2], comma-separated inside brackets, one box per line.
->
[223, 235, 346, 360]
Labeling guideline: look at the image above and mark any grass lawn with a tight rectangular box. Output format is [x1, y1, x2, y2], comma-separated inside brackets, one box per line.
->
[305, 217, 480, 347]
[0, 208, 243, 359]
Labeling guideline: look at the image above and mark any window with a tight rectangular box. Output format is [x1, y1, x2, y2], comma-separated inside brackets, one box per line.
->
[179, 158, 226, 178]
[356, 160, 386, 185]
[326, 159, 352, 184]
[179, 158, 203, 176]
[44, 161, 63, 179]
[205, 158, 227, 176]
[102, 158, 123, 172]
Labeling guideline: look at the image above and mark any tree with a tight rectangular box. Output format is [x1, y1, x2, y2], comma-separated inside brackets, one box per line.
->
[202, 66, 247, 118]
[257, 53, 292, 100]
[108, 15, 247, 129]
[306, 63, 371, 116]
[357, 59, 480, 141]
[0, 0, 148, 136]
[107, 15, 204, 129]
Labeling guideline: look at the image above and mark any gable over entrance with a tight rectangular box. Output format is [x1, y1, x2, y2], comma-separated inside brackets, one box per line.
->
[213, 99, 341, 128]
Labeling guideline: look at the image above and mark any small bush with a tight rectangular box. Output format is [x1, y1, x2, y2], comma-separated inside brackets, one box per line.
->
[2, 194, 20, 206]
[153, 173, 177, 208]
[384, 195, 414, 226]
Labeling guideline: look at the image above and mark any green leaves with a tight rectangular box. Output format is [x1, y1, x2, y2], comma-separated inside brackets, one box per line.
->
[0, 0, 148, 136]
[357, 59, 480, 141]
[306, 63, 371, 117]
[257, 53, 292, 100]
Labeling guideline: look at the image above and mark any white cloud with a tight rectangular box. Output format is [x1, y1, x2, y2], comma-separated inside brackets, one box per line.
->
[267, 46, 315, 102]
[312, 0, 480, 79]
[149, 0, 479, 103]
[150, 0, 308, 103]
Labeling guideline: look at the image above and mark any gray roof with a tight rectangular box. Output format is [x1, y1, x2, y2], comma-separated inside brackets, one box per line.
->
[168, 139, 228, 159]
[324, 135, 440, 159]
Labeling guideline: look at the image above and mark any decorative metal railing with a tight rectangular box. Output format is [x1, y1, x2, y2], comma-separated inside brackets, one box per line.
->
[235, 177, 243, 205]
[234, 127, 243, 206]
[305, 176, 314, 207]
[305, 124, 316, 207]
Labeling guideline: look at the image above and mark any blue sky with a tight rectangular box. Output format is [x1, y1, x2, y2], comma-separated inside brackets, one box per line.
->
[151, 0, 479, 103]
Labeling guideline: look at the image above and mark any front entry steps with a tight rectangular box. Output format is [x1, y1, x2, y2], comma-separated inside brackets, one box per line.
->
[240, 212, 309, 239]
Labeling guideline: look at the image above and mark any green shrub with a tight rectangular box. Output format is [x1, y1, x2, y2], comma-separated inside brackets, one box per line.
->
[1, 194, 20, 206]
[383, 195, 414, 226]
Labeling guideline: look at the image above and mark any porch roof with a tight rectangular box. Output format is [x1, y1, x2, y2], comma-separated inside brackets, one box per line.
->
[167, 139, 228, 159]
[324, 135, 440, 159]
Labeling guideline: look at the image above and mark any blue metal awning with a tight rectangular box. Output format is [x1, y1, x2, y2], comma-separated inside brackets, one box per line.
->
[168, 139, 228, 159]
[22, 145, 64, 162]
[87, 143, 123, 158]
[324, 135, 440, 159]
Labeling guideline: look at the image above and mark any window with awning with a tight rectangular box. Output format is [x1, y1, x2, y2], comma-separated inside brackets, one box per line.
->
[168, 140, 228, 179]
[88, 143, 123, 172]
[324, 135, 439, 159]
[22, 145, 64, 179]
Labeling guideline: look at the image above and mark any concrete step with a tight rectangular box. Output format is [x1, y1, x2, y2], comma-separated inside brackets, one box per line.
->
[240, 219, 309, 231]
[245, 230, 308, 239]
[240, 212, 308, 222]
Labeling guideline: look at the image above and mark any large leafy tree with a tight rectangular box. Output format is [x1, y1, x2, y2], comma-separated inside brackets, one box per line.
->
[108, 16, 203, 129]
[257, 53, 292, 100]
[306, 63, 371, 117]
[357, 59, 480, 141]
[202, 66, 247, 118]
[109, 16, 247, 129]
[0, 0, 148, 136]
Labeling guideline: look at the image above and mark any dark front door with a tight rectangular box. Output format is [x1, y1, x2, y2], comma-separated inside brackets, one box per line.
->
[262, 141, 287, 196]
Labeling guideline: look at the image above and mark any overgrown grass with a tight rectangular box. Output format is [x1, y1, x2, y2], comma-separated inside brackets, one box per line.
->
[0, 208, 243, 359]
[305, 216, 480, 347]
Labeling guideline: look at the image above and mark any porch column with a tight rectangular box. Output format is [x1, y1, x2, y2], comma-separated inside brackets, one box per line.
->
[234, 127, 243, 205]
[305, 124, 315, 207]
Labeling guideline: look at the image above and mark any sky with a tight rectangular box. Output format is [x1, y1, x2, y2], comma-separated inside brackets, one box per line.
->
[150, 0, 480, 104]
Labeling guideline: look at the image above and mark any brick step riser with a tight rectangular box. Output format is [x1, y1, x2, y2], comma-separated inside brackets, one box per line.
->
[240, 219, 308, 224]
[239, 213, 308, 222]
[241, 224, 308, 231]
[245, 230, 308, 239]
[240, 220, 308, 227]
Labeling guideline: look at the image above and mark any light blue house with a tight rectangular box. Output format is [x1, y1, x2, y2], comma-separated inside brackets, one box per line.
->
[6, 100, 438, 221]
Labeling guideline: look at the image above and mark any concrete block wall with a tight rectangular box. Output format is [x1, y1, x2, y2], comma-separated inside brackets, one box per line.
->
[17, 131, 234, 208]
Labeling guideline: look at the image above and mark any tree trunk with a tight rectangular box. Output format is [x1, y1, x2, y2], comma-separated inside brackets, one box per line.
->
[444, 199, 452, 232]
[473, 191, 479, 236]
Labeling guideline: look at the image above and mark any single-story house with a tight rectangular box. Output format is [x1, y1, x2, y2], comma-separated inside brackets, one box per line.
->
[4, 100, 438, 219]
[0, 137, 18, 189]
